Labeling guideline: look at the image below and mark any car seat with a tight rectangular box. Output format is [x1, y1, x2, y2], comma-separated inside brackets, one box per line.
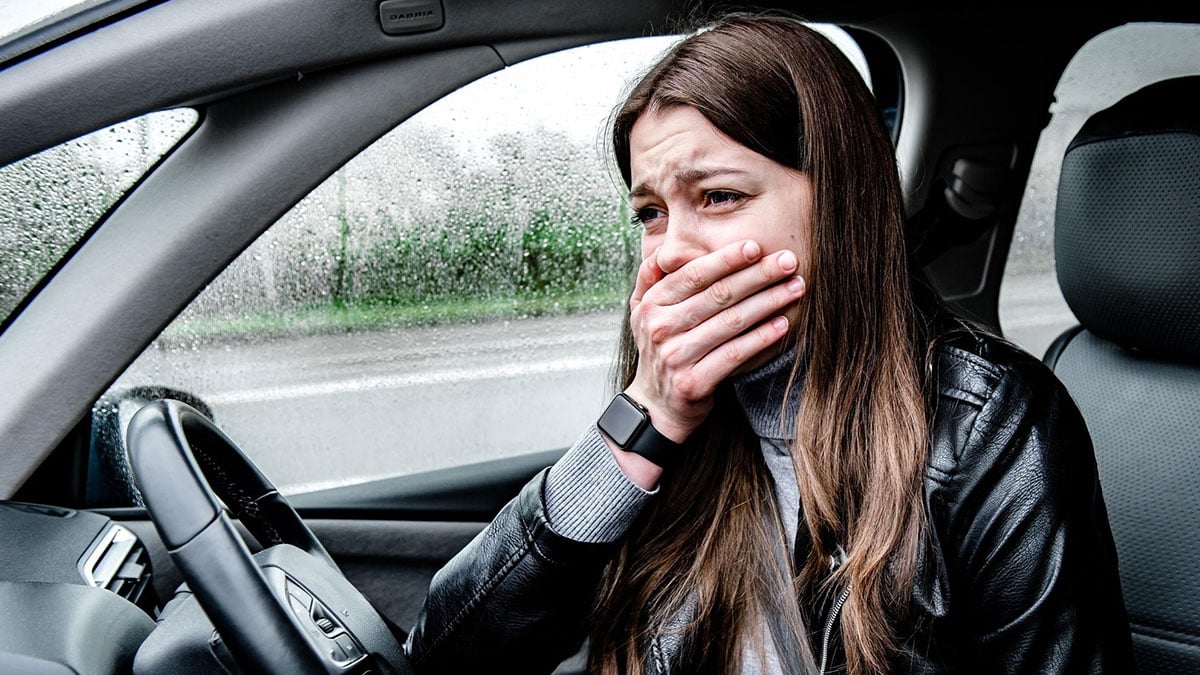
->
[1044, 75, 1200, 672]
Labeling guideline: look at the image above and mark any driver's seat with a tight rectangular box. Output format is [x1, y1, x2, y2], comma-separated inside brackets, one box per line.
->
[1045, 76, 1200, 672]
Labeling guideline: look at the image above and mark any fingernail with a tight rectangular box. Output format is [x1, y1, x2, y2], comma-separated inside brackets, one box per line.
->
[779, 250, 797, 271]
[772, 316, 789, 331]
[787, 276, 805, 294]
[743, 241, 761, 259]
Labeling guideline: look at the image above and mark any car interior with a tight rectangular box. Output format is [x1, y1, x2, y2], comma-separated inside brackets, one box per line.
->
[0, 2, 1197, 673]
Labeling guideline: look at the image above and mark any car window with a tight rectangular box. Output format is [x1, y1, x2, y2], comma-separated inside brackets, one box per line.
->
[999, 23, 1200, 358]
[0, 109, 198, 326]
[105, 30, 875, 498]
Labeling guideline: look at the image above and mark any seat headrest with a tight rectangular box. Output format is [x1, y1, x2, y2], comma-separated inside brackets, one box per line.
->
[1055, 76, 1200, 361]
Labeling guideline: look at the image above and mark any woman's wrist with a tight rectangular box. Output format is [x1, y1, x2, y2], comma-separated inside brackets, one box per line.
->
[619, 384, 702, 444]
[596, 386, 701, 490]
[606, 442, 663, 491]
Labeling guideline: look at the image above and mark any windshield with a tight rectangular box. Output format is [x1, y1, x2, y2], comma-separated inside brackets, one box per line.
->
[0, 109, 197, 327]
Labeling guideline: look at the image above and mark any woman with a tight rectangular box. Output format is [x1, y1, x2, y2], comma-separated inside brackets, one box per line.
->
[406, 16, 1133, 674]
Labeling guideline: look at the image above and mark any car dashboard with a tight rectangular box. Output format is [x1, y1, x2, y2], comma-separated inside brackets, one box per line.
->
[0, 501, 157, 674]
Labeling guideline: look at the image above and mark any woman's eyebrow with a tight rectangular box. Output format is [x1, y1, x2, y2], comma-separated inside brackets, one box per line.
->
[629, 167, 750, 199]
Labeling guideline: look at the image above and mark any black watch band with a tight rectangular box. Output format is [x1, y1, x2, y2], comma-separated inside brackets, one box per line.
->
[596, 393, 687, 467]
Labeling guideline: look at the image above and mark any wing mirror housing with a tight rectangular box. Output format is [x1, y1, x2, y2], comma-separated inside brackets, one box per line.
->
[89, 386, 215, 507]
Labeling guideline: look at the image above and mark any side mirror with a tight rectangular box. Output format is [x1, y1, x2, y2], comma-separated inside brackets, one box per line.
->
[89, 386, 215, 507]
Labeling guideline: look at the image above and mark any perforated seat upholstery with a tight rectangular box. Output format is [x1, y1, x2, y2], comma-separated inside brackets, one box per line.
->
[1046, 76, 1200, 673]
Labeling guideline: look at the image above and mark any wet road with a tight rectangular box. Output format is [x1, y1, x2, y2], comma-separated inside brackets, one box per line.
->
[117, 312, 625, 492]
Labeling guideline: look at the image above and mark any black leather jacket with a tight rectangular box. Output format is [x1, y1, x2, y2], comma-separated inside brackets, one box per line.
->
[406, 330, 1134, 673]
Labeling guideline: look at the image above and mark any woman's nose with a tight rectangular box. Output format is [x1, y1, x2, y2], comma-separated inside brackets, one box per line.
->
[654, 217, 707, 274]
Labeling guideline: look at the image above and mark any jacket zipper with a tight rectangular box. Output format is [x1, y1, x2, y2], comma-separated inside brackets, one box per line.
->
[818, 546, 850, 675]
[818, 583, 851, 675]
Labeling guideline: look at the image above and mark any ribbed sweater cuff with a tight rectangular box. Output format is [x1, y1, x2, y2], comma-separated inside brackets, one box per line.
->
[543, 424, 656, 543]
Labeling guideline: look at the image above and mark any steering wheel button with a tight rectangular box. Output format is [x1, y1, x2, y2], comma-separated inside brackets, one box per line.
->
[288, 594, 309, 619]
[285, 579, 313, 608]
[334, 634, 363, 661]
[329, 642, 349, 664]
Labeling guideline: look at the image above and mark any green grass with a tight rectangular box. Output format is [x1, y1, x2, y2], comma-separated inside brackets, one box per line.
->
[162, 288, 628, 344]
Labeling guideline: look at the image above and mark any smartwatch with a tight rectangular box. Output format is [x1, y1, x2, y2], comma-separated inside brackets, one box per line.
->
[597, 393, 686, 467]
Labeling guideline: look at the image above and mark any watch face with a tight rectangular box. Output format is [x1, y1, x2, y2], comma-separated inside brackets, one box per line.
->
[597, 394, 647, 447]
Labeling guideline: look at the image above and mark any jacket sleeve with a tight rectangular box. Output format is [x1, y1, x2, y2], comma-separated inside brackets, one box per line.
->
[940, 355, 1134, 673]
[406, 427, 653, 674]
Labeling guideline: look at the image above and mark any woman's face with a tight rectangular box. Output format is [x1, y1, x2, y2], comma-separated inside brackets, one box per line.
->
[628, 105, 813, 286]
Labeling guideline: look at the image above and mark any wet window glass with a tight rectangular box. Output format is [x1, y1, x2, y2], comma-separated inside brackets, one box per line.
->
[0, 110, 198, 324]
[999, 24, 1200, 357]
[109, 30, 872, 496]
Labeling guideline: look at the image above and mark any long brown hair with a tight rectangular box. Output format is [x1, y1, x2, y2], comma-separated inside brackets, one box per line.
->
[591, 16, 934, 674]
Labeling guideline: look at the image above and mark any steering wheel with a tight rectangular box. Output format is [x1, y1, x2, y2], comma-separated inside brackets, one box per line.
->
[127, 399, 413, 674]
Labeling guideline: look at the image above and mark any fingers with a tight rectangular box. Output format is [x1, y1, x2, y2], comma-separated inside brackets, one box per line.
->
[690, 315, 792, 386]
[630, 249, 665, 305]
[669, 273, 805, 365]
[636, 243, 801, 351]
[621, 238, 805, 443]
[670, 248, 800, 333]
[650, 240, 763, 306]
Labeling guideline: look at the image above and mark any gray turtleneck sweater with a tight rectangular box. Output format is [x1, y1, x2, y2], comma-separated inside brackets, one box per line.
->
[542, 349, 805, 673]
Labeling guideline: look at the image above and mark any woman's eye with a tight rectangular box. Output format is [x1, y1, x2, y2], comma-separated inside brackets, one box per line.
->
[703, 190, 744, 207]
[630, 206, 666, 228]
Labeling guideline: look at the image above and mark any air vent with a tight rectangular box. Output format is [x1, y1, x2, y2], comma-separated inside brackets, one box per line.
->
[77, 524, 153, 609]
